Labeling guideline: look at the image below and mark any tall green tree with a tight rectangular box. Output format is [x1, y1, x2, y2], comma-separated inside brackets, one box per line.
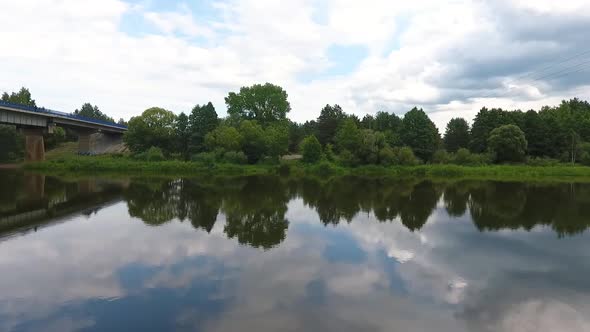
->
[238, 120, 267, 163]
[521, 110, 550, 158]
[300, 135, 322, 163]
[488, 124, 527, 163]
[470, 107, 511, 153]
[361, 114, 375, 129]
[400, 107, 440, 161]
[188, 102, 218, 154]
[124, 107, 177, 153]
[204, 125, 242, 152]
[335, 118, 362, 153]
[443, 118, 470, 153]
[1, 87, 36, 107]
[317, 104, 346, 146]
[74, 103, 114, 122]
[357, 129, 387, 164]
[174, 112, 190, 159]
[265, 123, 289, 160]
[225, 83, 291, 125]
[374, 111, 401, 132]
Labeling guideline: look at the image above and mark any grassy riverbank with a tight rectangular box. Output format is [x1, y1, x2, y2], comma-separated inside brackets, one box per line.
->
[21, 154, 590, 181]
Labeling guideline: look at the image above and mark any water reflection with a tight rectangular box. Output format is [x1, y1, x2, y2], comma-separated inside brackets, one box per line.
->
[2, 171, 590, 332]
[118, 176, 590, 243]
[4, 172, 590, 244]
[0, 171, 127, 237]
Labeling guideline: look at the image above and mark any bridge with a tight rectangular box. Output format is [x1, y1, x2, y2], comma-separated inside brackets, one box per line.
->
[0, 100, 127, 161]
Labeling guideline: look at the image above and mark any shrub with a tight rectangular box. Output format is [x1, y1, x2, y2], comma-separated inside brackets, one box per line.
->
[204, 125, 242, 152]
[324, 143, 335, 162]
[579, 142, 590, 166]
[379, 146, 396, 166]
[300, 135, 322, 163]
[134, 146, 165, 162]
[453, 148, 473, 165]
[338, 149, 360, 167]
[168, 152, 183, 160]
[221, 151, 248, 164]
[432, 149, 451, 164]
[396, 147, 419, 166]
[313, 160, 337, 176]
[527, 157, 561, 167]
[488, 124, 527, 163]
[277, 161, 291, 176]
[191, 152, 216, 165]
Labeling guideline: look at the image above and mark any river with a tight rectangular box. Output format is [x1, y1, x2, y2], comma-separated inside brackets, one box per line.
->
[1, 170, 590, 332]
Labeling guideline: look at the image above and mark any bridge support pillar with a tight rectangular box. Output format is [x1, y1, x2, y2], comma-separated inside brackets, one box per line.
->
[73, 129, 97, 155]
[75, 130, 124, 155]
[22, 128, 46, 162]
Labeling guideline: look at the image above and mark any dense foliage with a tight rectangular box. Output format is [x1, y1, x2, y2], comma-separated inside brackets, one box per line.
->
[74, 103, 114, 122]
[4, 84, 590, 168]
[444, 118, 470, 153]
[225, 83, 291, 126]
[300, 135, 322, 163]
[124, 107, 177, 153]
[488, 125, 528, 163]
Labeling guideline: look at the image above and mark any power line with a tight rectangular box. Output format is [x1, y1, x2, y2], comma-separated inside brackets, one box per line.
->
[471, 54, 590, 101]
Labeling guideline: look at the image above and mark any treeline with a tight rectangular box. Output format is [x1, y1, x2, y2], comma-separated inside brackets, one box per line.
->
[3, 84, 590, 167]
[124, 82, 590, 166]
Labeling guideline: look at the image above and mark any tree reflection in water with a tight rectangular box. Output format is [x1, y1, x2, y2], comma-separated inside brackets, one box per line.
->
[119, 175, 590, 249]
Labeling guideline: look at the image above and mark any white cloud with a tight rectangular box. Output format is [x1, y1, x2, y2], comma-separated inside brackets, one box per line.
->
[0, 0, 589, 129]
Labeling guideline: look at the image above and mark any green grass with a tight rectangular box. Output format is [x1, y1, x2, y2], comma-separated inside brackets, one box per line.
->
[44, 141, 79, 160]
[22, 154, 590, 182]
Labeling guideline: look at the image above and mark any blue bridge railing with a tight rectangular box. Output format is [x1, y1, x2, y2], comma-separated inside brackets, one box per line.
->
[0, 100, 127, 130]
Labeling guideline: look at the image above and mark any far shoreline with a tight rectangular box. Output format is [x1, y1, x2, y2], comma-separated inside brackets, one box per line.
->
[18, 155, 590, 183]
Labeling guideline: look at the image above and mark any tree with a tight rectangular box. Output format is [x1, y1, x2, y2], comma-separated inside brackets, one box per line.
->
[188, 102, 218, 154]
[374, 111, 401, 132]
[443, 118, 470, 153]
[361, 114, 375, 129]
[225, 83, 291, 125]
[0, 125, 23, 162]
[124, 107, 177, 153]
[521, 110, 548, 157]
[44, 127, 66, 150]
[487, 124, 527, 163]
[204, 125, 242, 152]
[335, 118, 362, 154]
[1, 87, 36, 106]
[265, 123, 289, 160]
[174, 112, 190, 159]
[317, 104, 346, 146]
[238, 120, 267, 163]
[74, 103, 114, 122]
[358, 129, 387, 164]
[400, 107, 440, 161]
[1, 88, 35, 161]
[470, 107, 511, 153]
[300, 135, 322, 163]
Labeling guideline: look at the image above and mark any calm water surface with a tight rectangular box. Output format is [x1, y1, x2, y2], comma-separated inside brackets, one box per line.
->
[1, 170, 590, 332]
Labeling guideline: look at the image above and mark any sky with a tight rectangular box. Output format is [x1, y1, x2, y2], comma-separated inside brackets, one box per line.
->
[1, 0, 590, 129]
